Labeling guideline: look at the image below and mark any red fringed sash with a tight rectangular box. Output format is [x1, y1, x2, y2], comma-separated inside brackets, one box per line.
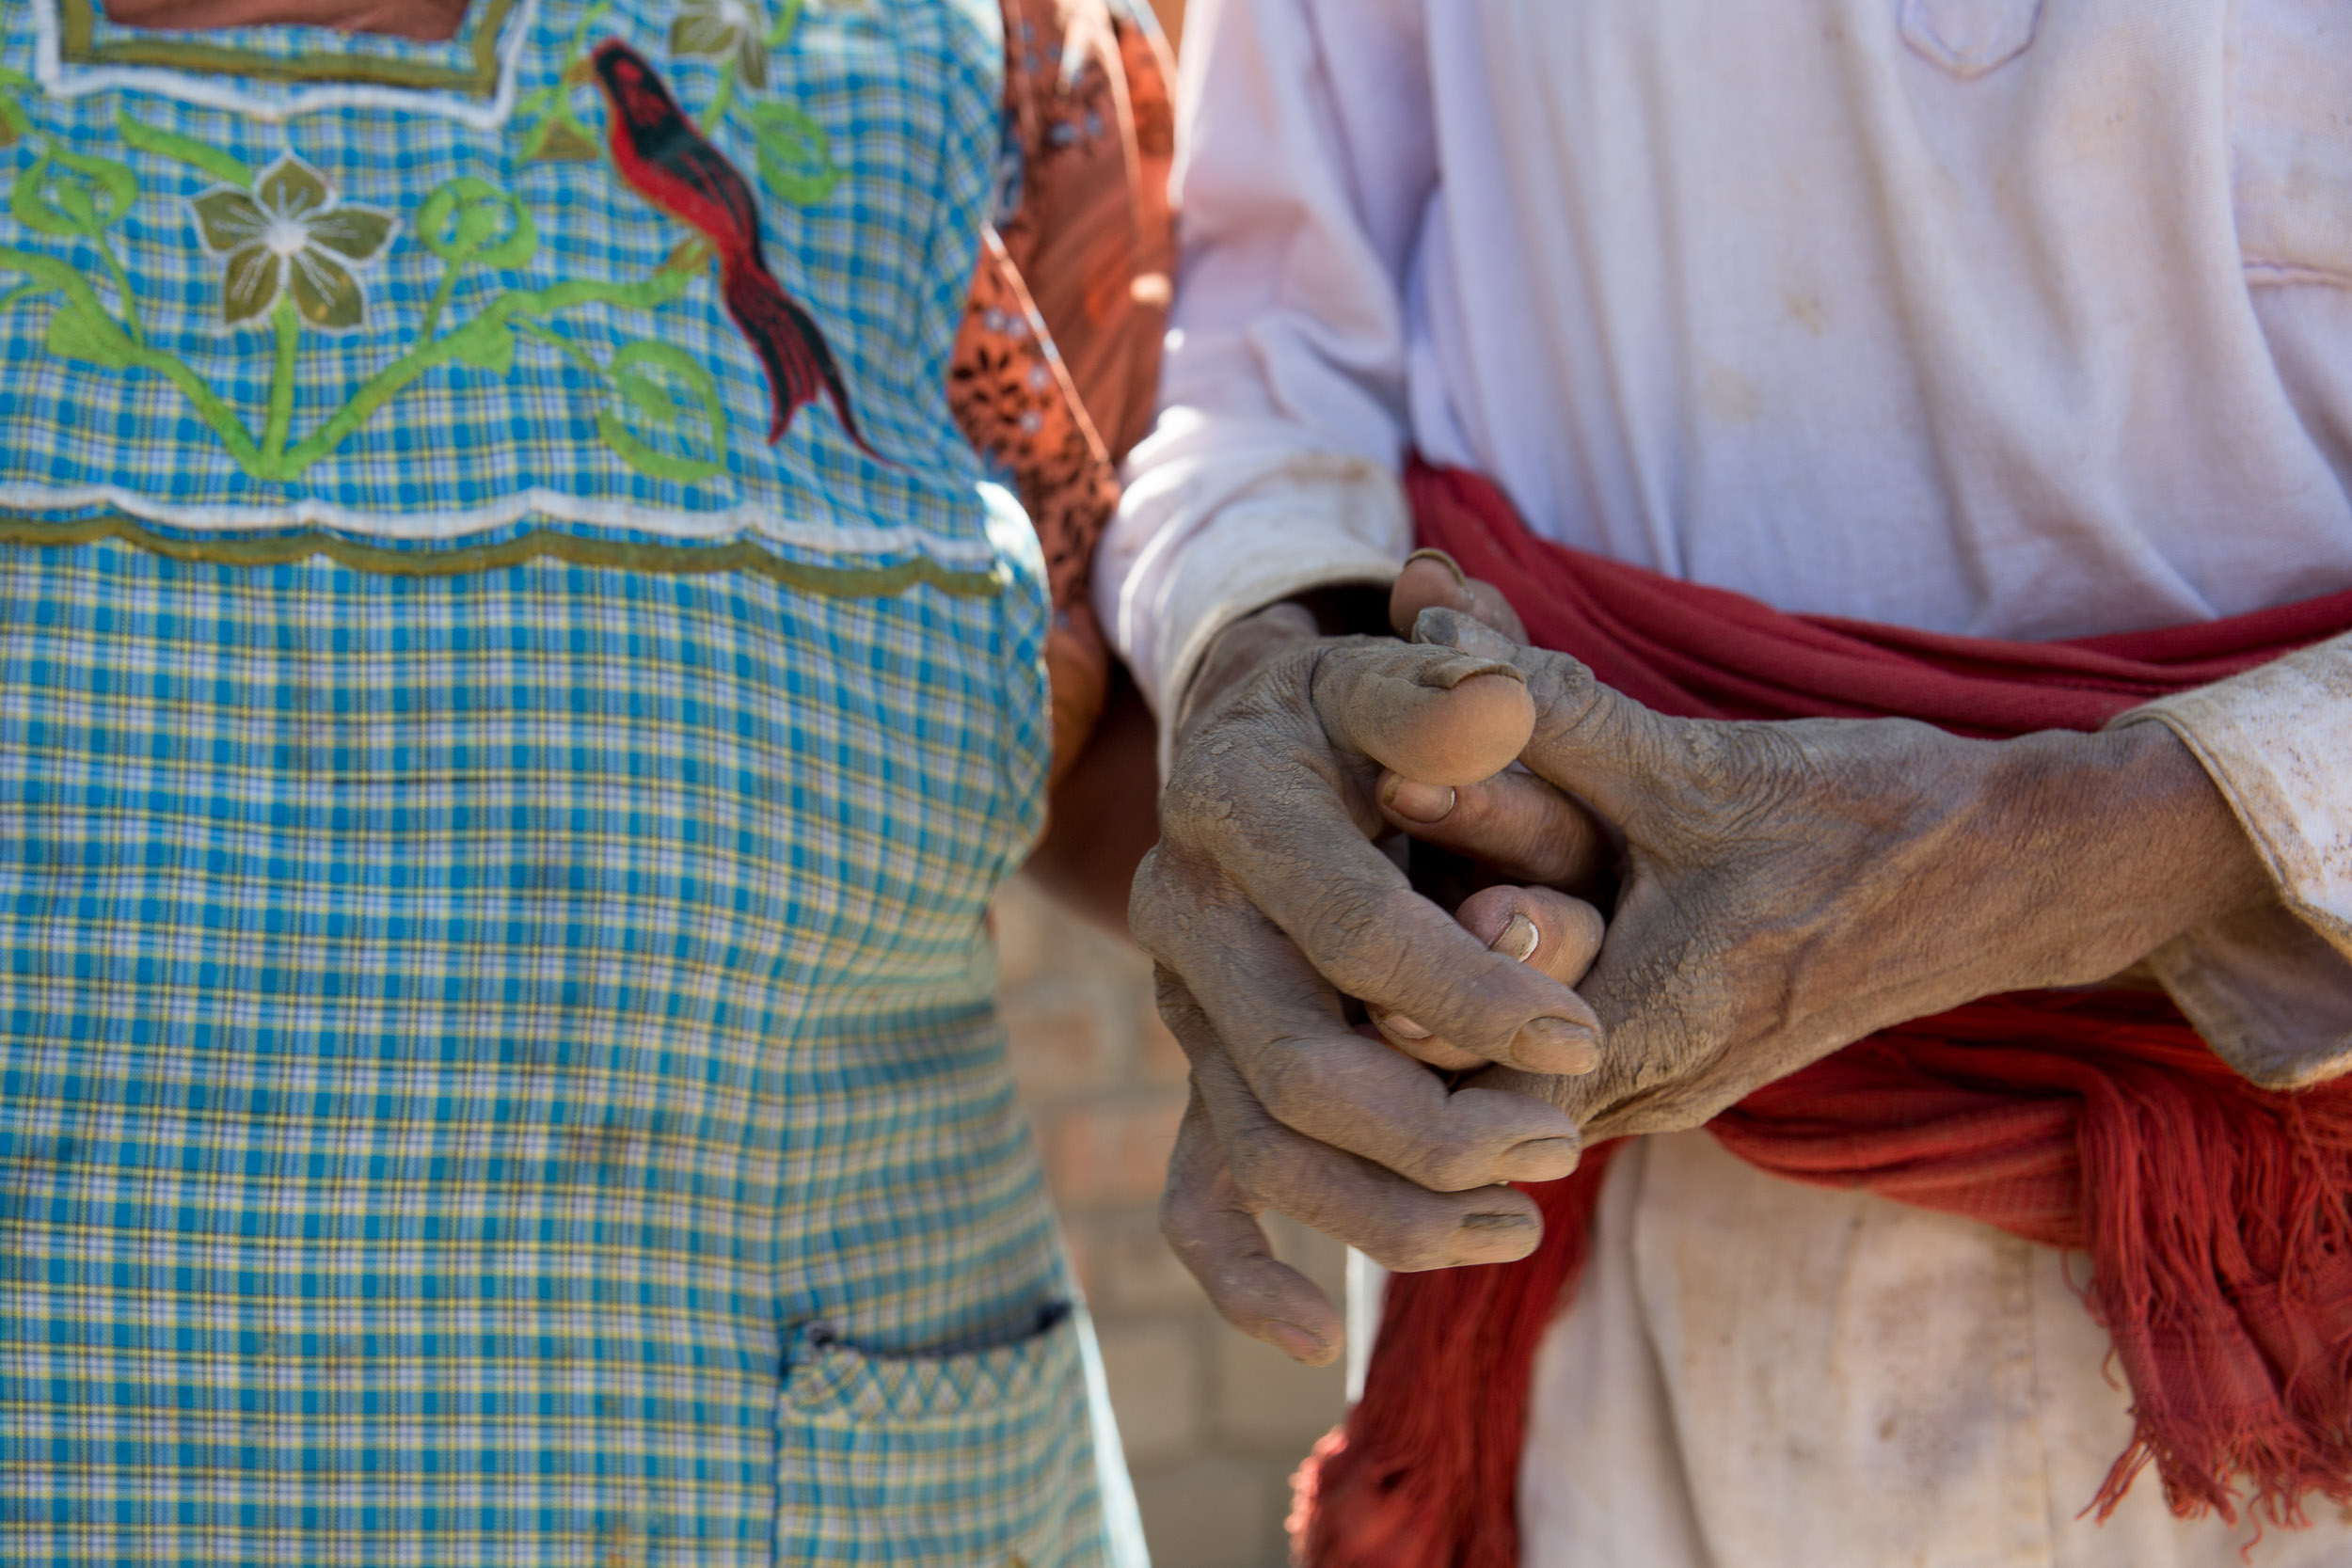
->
[1293, 463, 2352, 1565]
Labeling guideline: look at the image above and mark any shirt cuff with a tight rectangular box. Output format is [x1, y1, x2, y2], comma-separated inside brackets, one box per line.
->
[1098, 433, 1414, 773]
[2110, 630, 2352, 1086]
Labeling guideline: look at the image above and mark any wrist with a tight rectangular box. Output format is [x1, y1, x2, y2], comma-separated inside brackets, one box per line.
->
[1957, 722, 2269, 992]
[1175, 582, 1392, 747]
[1176, 602, 1323, 746]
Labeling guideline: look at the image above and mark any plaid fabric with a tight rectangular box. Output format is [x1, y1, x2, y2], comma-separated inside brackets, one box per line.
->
[0, 533, 1112, 1566]
[1, 0, 1003, 582]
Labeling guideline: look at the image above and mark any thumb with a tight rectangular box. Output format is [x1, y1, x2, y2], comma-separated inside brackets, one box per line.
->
[1310, 638, 1536, 788]
[1410, 606, 1674, 832]
[1389, 549, 1530, 643]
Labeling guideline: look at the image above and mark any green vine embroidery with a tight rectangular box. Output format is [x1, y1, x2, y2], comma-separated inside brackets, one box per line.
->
[670, 0, 846, 205]
[514, 0, 845, 211]
[0, 0, 859, 492]
[0, 107, 719, 485]
[512, 0, 612, 163]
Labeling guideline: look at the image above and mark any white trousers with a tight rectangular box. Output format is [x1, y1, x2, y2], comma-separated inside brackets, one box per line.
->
[1519, 1132, 2352, 1568]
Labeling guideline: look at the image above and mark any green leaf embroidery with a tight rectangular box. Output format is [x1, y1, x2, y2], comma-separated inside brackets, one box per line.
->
[44, 300, 131, 368]
[417, 177, 538, 270]
[522, 113, 604, 164]
[514, 0, 612, 166]
[659, 237, 714, 277]
[116, 112, 255, 190]
[12, 148, 139, 238]
[1, 73, 723, 487]
[748, 100, 841, 206]
[618, 368, 682, 425]
[446, 316, 516, 375]
[596, 339, 730, 483]
[0, 65, 31, 147]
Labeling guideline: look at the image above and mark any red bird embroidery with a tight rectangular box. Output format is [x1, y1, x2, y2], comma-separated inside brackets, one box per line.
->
[592, 39, 884, 460]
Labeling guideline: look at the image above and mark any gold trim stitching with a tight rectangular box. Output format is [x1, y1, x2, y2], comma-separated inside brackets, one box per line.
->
[0, 513, 1009, 598]
[58, 0, 521, 97]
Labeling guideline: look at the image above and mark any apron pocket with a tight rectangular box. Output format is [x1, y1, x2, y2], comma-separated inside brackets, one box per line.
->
[776, 1305, 1104, 1566]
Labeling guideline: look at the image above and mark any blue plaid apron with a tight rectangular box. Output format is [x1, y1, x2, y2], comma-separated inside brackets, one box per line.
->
[0, 0, 1134, 1562]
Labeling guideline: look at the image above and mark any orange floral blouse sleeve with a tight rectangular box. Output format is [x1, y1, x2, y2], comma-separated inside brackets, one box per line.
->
[948, 0, 1175, 787]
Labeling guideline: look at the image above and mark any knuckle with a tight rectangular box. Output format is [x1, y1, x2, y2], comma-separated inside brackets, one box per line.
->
[1148, 964, 1195, 1029]
[1124, 849, 1207, 958]
[1298, 878, 1387, 940]
[1125, 853, 1226, 964]
[1240, 1037, 1327, 1121]
[1303, 884, 1422, 997]
[1153, 771, 1234, 848]
[1126, 845, 1173, 907]
[1232, 1124, 1339, 1217]
[1360, 1211, 1456, 1273]
[1217, 1124, 1287, 1200]
[1157, 1196, 1213, 1263]
[1148, 990, 1217, 1072]
[1403, 1133, 1491, 1193]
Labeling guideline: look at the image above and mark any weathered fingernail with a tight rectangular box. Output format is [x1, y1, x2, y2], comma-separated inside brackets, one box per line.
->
[1415, 653, 1522, 690]
[1266, 1322, 1330, 1363]
[1494, 1137, 1581, 1183]
[1403, 547, 1468, 588]
[1382, 776, 1456, 824]
[1375, 1008, 1431, 1041]
[1413, 607, 1518, 660]
[1450, 1210, 1538, 1265]
[1489, 913, 1540, 964]
[1514, 1016, 1599, 1075]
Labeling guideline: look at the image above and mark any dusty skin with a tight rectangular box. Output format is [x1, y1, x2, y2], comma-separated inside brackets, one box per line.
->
[1136, 560, 1610, 1364]
[1139, 568, 2275, 1365]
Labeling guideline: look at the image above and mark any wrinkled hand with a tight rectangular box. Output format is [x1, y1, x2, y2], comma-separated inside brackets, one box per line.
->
[1136, 559, 1610, 1364]
[1388, 610, 2274, 1141]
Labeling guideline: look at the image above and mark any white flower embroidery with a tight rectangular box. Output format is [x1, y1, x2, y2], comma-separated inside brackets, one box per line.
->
[190, 155, 395, 330]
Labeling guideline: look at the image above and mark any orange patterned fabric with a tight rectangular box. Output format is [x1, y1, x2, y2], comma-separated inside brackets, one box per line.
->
[950, 0, 1174, 784]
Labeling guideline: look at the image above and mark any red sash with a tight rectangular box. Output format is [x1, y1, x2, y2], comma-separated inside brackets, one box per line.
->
[1292, 462, 2352, 1565]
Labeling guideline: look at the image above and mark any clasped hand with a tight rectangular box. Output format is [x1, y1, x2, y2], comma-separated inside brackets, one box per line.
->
[1135, 571, 2266, 1365]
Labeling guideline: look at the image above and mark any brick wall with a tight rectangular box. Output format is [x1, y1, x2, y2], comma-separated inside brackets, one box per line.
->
[995, 874, 1347, 1568]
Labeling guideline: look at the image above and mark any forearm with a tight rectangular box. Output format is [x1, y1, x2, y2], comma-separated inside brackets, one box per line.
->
[1761, 719, 2273, 1064]
[1927, 722, 2269, 996]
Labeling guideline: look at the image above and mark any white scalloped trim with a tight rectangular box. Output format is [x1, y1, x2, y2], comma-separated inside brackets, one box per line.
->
[0, 479, 1003, 565]
[30, 0, 539, 128]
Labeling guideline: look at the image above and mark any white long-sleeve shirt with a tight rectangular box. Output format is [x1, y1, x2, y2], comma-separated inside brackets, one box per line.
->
[1107, 0, 2352, 1560]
